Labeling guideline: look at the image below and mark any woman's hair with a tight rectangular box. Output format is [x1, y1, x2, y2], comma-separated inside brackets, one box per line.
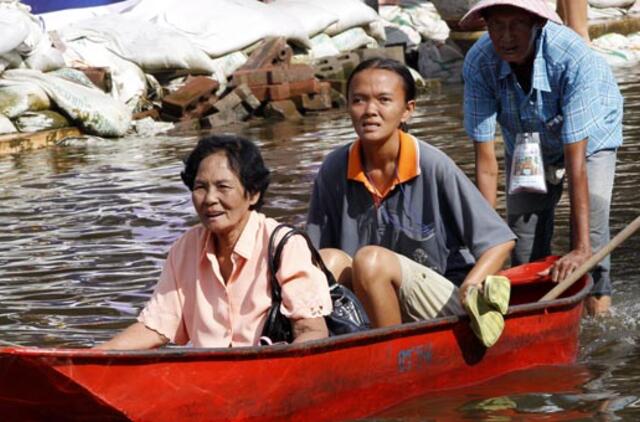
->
[180, 134, 270, 211]
[346, 57, 416, 132]
[346, 57, 417, 103]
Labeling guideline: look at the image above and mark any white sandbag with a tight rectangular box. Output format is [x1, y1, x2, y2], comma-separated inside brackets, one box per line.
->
[592, 44, 639, 67]
[270, 0, 338, 36]
[593, 32, 631, 50]
[39, 0, 142, 31]
[0, 52, 24, 73]
[627, 32, 640, 50]
[309, 33, 341, 59]
[588, 0, 635, 8]
[0, 83, 50, 118]
[62, 38, 148, 108]
[1, 69, 130, 137]
[0, 114, 17, 135]
[14, 110, 70, 133]
[48, 67, 99, 89]
[306, 0, 379, 36]
[124, 0, 309, 58]
[0, 8, 31, 54]
[60, 16, 216, 74]
[331, 27, 378, 52]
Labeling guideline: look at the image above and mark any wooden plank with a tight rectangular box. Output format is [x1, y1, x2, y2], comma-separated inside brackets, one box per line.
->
[0, 127, 83, 156]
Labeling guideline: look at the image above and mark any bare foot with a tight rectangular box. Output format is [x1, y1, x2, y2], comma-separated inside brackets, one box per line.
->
[584, 295, 611, 317]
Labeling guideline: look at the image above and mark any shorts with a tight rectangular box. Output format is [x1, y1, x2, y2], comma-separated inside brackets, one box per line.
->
[396, 253, 465, 321]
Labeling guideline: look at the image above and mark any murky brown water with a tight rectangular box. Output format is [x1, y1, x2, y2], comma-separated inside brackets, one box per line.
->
[1, 66, 639, 419]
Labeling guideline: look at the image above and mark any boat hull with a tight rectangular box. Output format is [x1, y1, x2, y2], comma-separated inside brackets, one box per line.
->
[0, 258, 590, 421]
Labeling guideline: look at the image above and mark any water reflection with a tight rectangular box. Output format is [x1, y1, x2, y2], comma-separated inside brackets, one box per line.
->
[0, 67, 639, 418]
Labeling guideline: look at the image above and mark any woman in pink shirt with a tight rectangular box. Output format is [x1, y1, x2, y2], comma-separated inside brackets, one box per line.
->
[96, 135, 332, 349]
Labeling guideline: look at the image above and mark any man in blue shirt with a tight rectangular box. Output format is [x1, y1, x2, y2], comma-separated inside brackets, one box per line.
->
[460, 0, 623, 315]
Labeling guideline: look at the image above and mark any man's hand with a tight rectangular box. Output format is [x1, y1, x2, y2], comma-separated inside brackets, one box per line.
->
[540, 248, 591, 282]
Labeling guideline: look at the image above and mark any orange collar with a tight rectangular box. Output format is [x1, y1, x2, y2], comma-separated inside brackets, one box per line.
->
[347, 131, 420, 203]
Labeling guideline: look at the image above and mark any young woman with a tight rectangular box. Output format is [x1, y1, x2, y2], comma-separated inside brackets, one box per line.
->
[96, 135, 332, 349]
[307, 58, 516, 328]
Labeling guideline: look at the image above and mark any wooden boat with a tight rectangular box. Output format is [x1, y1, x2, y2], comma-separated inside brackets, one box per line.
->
[0, 257, 591, 422]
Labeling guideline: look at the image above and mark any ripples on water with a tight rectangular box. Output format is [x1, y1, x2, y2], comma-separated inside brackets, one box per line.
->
[1, 68, 639, 419]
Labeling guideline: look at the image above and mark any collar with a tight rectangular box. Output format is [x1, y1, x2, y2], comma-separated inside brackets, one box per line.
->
[347, 130, 420, 199]
[200, 210, 259, 262]
[497, 23, 551, 93]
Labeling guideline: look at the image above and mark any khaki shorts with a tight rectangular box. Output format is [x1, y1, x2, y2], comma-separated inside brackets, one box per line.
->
[396, 253, 465, 321]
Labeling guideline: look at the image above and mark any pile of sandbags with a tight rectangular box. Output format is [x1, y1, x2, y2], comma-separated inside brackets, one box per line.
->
[0, 0, 64, 72]
[592, 31, 640, 67]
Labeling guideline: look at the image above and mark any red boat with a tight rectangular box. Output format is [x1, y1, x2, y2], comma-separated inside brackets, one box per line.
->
[0, 257, 591, 422]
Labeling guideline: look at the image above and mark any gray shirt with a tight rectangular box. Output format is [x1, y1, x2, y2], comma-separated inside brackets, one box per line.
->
[307, 136, 516, 285]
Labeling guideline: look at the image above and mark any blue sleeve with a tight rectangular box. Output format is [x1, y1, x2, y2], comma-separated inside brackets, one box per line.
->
[463, 46, 499, 143]
[559, 54, 600, 144]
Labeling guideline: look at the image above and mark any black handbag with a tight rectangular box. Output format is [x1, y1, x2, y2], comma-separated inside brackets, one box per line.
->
[260, 224, 370, 345]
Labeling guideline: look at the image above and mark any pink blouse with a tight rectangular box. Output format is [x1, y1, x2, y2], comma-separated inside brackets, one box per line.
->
[138, 211, 332, 347]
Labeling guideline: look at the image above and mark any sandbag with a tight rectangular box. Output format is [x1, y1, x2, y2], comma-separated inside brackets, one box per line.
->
[270, 0, 338, 37]
[331, 27, 378, 52]
[124, 0, 310, 58]
[60, 15, 217, 73]
[0, 52, 24, 73]
[308, 33, 341, 60]
[62, 38, 148, 108]
[1, 69, 130, 137]
[306, 0, 379, 36]
[589, 0, 635, 8]
[14, 110, 70, 133]
[0, 2, 64, 71]
[0, 83, 50, 118]
[0, 114, 17, 135]
[0, 8, 30, 54]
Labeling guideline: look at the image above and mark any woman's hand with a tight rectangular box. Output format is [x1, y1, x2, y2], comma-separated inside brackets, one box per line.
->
[291, 317, 329, 344]
[93, 322, 168, 350]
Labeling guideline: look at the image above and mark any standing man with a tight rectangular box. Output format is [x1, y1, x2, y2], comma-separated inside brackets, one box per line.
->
[557, 0, 590, 42]
[460, 0, 623, 315]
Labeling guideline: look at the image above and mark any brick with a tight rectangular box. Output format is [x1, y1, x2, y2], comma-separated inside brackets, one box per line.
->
[314, 63, 344, 81]
[240, 37, 291, 70]
[235, 83, 262, 110]
[181, 100, 215, 120]
[356, 45, 405, 64]
[169, 118, 202, 133]
[281, 64, 316, 83]
[213, 91, 243, 113]
[330, 88, 346, 108]
[77, 67, 112, 92]
[301, 92, 332, 111]
[326, 79, 347, 96]
[264, 100, 302, 120]
[132, 108, 160, 121]
[161, 76, 219, 117]
[250, 84, 291, 102]
[289, 78, 321, 96]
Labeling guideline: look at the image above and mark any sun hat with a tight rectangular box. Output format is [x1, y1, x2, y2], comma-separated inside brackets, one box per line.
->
[464, 275, 511, 348]
[458, 0, 563, 30]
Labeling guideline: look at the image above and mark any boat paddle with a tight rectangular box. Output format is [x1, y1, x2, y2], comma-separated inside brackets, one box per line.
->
[540, 215, 640, 302]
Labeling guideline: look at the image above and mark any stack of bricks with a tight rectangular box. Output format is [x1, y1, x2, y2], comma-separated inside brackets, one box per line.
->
[231, 37, 332, 117]
[312, 45, 407, 99]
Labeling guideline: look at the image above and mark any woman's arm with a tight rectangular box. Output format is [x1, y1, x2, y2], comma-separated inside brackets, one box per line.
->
[93, 322, 169, 350]
[291, 317, 329, 344]
[458, 240, 515, 306]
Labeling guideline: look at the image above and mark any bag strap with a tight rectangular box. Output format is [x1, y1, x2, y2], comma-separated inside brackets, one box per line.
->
[268, 224, 338, 302]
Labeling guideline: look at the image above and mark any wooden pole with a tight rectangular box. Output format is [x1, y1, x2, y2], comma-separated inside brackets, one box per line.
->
[540, 215, 640, 302]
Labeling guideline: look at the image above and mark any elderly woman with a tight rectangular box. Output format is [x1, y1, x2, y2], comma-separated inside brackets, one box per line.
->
[96, 134, 332, 349]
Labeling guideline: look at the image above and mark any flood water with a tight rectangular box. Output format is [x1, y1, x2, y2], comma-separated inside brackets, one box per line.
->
[1, 66, 639, 419]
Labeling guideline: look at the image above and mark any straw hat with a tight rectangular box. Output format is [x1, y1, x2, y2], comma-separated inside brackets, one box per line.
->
[458, 0, 563, 30]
